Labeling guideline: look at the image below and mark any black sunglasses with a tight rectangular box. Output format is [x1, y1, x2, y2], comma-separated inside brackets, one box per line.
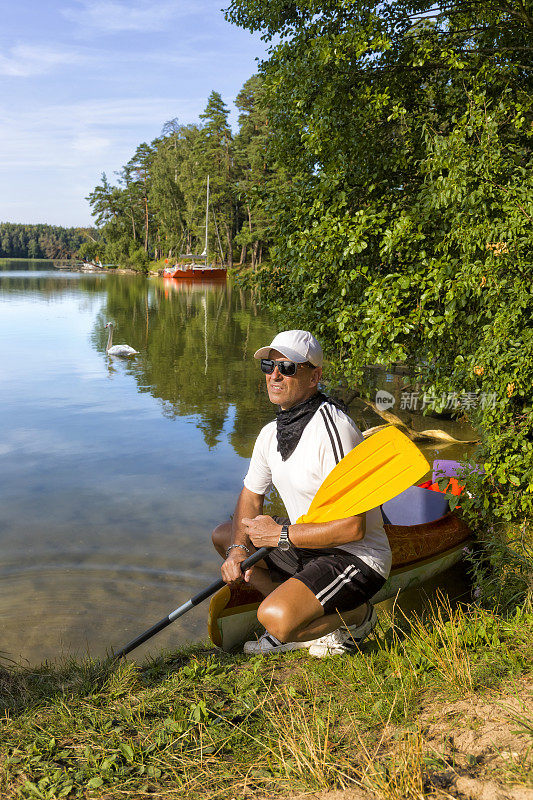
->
[260, 359, 313, 376]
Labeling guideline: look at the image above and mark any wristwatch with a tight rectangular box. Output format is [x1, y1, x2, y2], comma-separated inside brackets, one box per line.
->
[277, 524, 291, 551]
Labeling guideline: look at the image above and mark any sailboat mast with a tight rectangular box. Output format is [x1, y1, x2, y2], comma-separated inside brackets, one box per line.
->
[205, 175, 209, 266]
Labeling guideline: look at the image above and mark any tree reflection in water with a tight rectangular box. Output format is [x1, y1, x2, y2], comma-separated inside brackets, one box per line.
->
[92, 275, 277, 455]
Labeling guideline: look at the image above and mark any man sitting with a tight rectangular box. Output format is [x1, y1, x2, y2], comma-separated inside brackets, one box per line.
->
[212, 330, 391, 656]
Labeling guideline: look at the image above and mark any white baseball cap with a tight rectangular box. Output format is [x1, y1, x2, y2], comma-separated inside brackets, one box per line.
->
[254, 330, 323, 367]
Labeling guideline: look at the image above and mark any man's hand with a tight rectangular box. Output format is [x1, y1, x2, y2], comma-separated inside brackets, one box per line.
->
[242, 515, 281, 548]
[221, 549, 248, 585]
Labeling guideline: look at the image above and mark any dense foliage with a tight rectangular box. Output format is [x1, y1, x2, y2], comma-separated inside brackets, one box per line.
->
[0, 222, 91, 260]
[225, 0, 533, 599]
[85, 82, 277, 271]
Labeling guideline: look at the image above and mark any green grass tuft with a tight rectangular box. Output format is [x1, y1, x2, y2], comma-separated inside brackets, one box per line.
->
[1, 602, 531, 799]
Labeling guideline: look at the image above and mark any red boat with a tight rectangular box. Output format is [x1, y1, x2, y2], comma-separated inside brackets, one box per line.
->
[163, 263, 226, 280]
[163, 176, 226, 281]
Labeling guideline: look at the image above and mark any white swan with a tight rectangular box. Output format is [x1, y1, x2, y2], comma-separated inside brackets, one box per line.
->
[105, 322, 139, 356]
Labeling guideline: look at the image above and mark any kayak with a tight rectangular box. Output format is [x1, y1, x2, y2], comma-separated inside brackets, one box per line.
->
[207, 485, 472, 651]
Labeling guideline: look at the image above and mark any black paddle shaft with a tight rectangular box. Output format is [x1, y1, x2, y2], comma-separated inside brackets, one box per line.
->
[112, 546, 271, 660]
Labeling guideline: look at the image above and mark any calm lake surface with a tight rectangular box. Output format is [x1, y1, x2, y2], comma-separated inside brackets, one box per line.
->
[0, 261, 475, 665]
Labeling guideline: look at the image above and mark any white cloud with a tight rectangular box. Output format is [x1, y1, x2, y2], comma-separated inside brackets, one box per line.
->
[72, 135, 112, 155]
[0, 95, 209, 224]
[62, 0, 206, 33]
[0, 0, 261, 224]
[0, 44, 84, 77]
[0, 96, 205, 170]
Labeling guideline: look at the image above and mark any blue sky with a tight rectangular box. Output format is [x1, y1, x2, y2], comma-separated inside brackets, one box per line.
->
[0, 0, 269, 227]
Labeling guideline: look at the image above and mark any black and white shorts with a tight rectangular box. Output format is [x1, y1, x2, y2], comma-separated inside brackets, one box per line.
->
[264, 517, 386, 615]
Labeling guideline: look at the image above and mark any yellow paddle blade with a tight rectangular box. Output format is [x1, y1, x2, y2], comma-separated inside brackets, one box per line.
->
[296, 427, 430, 524]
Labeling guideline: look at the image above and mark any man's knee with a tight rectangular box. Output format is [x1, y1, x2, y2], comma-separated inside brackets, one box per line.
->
[257, 598, 293, 643]
[212, 521, 232, 553]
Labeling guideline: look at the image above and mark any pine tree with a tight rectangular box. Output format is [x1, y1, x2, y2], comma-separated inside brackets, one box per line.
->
[199, 91, 235, 266]
[234, 74, 276, 268]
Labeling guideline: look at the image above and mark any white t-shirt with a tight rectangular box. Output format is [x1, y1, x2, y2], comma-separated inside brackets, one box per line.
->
[244, 401, 392, 578]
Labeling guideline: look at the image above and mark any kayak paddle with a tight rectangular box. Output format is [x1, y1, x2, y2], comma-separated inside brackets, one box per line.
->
[113, 426, 429, 660]
[297, 426, 430, 524]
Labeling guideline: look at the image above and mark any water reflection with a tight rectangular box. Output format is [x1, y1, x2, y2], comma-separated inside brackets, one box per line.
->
[0, 265, 279, 663]
[87, 274, 276, 453]
[0, 263, 477, 665]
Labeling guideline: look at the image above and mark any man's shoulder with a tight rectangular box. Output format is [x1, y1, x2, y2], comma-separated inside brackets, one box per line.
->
[315, 400, 359, 429]
[311, 401, 364, 447]
[254, 418, 277, 444]
[259, 418, 277, 433]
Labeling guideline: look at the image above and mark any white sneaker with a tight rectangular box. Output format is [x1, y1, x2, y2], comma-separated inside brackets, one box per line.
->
[308, 605, 377, 657]
[243, 631, 315, 655]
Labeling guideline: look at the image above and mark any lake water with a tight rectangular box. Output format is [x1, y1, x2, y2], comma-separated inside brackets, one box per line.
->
[0, 262, 475, 665]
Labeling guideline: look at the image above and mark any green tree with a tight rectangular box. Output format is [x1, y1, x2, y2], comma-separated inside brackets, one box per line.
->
[0, 223, 88, 259]
[125, 143, 155, 253]
[234, 74, 277, 269]
[172, 123, 206, 256]
[226, 0, 533, 602]
[149, 125, 187, 259]
[27, 238, 39, 259]
[82, 85, 280, 271]
[200, 91, 235, 266]
[86, 165, 151, 270]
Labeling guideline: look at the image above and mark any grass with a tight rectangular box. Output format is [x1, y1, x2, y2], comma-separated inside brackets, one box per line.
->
[0, 602, 532, 800]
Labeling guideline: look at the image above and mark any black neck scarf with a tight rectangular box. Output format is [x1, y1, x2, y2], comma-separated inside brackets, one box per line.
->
[275, 391, 347, 461]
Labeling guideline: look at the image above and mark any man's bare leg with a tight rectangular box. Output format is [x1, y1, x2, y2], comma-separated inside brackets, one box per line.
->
[257, 578, 369, 643]
[212, 522, 369, 642]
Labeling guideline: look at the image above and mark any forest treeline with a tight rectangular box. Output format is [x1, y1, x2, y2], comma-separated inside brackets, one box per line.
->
[82, 76, 277, 271]
[0, 223, 91, 260]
